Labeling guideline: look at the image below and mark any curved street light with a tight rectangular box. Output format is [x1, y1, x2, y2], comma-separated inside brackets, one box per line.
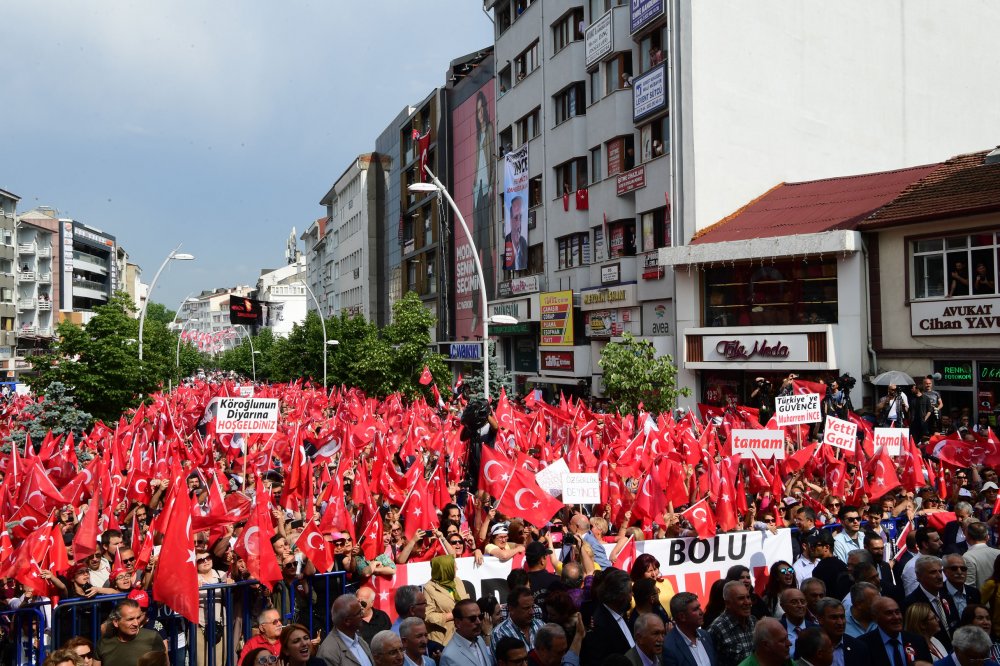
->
[234, 324, 257, 382]
[173, 317, 199, 390]
[138, 246, 195, 361]
[293, 281, 330, 390]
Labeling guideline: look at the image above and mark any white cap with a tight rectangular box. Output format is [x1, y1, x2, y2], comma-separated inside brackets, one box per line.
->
[983, 482, 999, 491]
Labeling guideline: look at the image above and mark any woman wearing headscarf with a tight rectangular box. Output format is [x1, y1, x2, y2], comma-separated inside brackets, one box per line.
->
[423, 555, 470, 645]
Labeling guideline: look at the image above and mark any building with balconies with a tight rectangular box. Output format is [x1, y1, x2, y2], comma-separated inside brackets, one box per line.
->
[300, 217, 330, 317]
[176, 286, 253, 354]
[0, 189, 18, 380]
[59, 220, 116, 318]
[13, 207, 60, 367]
[254, 255, 307, 338]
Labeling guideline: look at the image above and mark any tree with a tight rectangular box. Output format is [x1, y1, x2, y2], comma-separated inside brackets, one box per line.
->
[6, 382, 93, 452]
[143, 301, 176, 326]
[218, 327, 277, 381]
[598, 332, 690, 416]
[460, 341, 514, 399]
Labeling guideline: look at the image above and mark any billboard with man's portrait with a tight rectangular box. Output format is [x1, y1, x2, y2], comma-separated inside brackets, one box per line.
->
[503, 144, 529, 272]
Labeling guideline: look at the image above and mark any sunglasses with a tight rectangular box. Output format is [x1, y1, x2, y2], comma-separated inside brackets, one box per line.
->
[450, 540, 464, 547]
[844, 516, 860, 522]
[256, 657, 278, 665]
[457, 613, 485, 622]
[122, 557, 136, 565]
[78, 652, 93, 659]
[779, 567, 794, 575]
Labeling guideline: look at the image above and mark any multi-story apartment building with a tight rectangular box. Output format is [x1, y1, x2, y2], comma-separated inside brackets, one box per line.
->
[300, 217, 331, 316]
[319, 154, 385, 321]
[177, 286, 253, 353]
[373, 107, 412, 328]
[60, 220, 117, 318]
[0, 190, 18, 380]
[254, 256, 307, 338]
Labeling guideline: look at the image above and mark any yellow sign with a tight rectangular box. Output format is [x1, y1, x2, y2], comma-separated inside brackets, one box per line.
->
[539, 291, 574, 346]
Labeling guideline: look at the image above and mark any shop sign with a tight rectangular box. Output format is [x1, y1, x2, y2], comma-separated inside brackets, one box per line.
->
[982, 363, 1000, 381]
[499, 275, 541, 298]
[581, 284, 639, 311]
[492, 323, 535, 336]
[642, 252, 665, 280]
[911, 296, 1000, 336]
[541, 351, 575, 372]
[630, 0, 665, 34]
[642, 300, 673, 336]
[731, 430, 785, 459]
[774, 394, 821, 426]
[702, 334, 809, 363]
[607, 139, 623, 177]
[540, 290, 574, 346]
[449, 343, 482, 361]
[939, 362, 973, 383]
[489, 299, 529, 322]
[633, 63, 667, 123]
[585, 10, 614, 67]
[616, 165, 646, 196]
[588, 310, 619, 338]
[601, 263, 620, 285]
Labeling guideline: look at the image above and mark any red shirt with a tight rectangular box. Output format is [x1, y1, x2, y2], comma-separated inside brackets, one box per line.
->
[239, 634, 280, 664]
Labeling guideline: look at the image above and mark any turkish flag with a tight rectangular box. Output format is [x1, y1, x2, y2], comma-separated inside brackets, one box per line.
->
[892, 521, 912, 561]
[926, 511, 958, 532]
[785, 443, 818, 473]
[72, 488, 102, 561]
[152, 484, 200, 624]
[681, 498, 717, 539]
[233, 481, 283, 590]
[497, 468, 563, 528]
[563, 193, 570, 212]
[575, 188, 589, 210]
[401, 486, 435, 539]
[613, 536, 636, 571]
[632, 469, 667, 522]
[480, 445, 516, 498]
[297, 522, 334, 573]
[419, 366, 433, 386]
[871, 447, 902, 493]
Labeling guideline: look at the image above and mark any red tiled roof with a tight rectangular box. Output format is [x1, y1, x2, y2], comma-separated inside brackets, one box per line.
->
[859, 150, 1000, 228]
[691, 163, 940, 245]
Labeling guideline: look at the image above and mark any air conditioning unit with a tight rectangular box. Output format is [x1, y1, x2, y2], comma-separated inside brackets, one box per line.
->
[353, 268, 360, 280]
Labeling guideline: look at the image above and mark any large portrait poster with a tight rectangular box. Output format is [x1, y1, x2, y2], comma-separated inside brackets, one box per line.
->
[503, 144, 530, 272]
[452, 82, 496, 341]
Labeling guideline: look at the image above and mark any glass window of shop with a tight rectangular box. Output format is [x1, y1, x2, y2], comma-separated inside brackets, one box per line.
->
[933, 360, 1000, 428]
[703, 257, 838, 327]
[912, 231, 999, 299]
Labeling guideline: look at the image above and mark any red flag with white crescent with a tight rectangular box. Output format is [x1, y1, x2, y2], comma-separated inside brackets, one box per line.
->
[297, 521, 334, 573]
[680, 497, 717, 539]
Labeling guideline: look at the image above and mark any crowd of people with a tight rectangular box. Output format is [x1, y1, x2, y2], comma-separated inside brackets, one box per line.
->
[1, 371, 998, 666]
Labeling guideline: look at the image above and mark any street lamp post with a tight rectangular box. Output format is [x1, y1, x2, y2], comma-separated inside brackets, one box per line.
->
[173, 318, 199, 389]
[295, 281, 330, 390]
[234, 324, 257, 382]
[138, 245, 195, 361]
[408, 168, 517, 401]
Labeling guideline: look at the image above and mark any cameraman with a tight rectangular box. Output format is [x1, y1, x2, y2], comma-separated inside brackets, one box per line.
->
[876, 384, 909, 427]
[749, 377, 774, 423]
[459, 398, 498, 494]
[823, 378, 847, 421]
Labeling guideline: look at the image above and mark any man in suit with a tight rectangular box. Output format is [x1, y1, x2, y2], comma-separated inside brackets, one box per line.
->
[814, 597, 869, 666]
[440, 599, 495, 666]
[963, 520, 1000, 590]
[503, 195, 529, 271]
[399, 618, 435, 666]
[581, 569, 634, 666]
[943, 553, 981, 621]
[372, 631, 405, 666]
[318, 594, 376, 666]
[865, 534, 903, 604]
[942, 503, 975, 556]
[624, 613, 665, 666]
[665, 591, 717, 666]
[903, 555, 958, 651]
[933, 625, 999, 666]
[793, 627, 834, 666]
[858, 597, 932, 666]
[778, 589, 817, 652]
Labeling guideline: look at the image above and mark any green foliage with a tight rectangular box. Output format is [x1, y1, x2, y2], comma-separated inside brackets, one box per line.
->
[26, 291, 188, 421]
[598, 332, 690, 416]
[460, 341, 513, 399]
[6, 381, 93, 451]
[143, 301, 176, 326]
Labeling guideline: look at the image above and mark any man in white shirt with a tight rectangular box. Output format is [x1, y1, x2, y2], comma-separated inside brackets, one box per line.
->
[833, 507, 865, 563]
[901, 527, 944, 596]
[664, 592, 716, 666]
[399, 618, 434, 666]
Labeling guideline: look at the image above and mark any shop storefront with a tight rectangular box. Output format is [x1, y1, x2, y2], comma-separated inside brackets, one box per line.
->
[489, 293, 539, 396]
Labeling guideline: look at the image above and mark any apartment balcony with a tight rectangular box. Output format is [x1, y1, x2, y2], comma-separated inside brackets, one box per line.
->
[18, 325, 36, 336]
[37, 327, 52, 337]
[17, 243, 35, 254]
[38, 272, 51, 283]
[18, 298, 36, 310]
[73, 251, 109, 275]
[38, 300, 52, 311]
[37, 246, 51, 259]
[18, 271, 34, 281]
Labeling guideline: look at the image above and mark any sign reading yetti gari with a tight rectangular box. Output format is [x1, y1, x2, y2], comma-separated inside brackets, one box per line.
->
[370, 530, 793, 620]
[774, 394, 821, 426]
[730, 429, 785, 459]
[214, 397, 279, 433]
[823, 416, 857, 451]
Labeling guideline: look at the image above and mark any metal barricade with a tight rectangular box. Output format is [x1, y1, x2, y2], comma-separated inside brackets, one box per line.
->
[0, 603, 48, 666]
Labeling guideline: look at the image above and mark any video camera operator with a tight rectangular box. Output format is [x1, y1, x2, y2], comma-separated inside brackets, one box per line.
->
[876, 384, 909, 427]
[459, 398, 498, 495]
[749, 377, 774, 423]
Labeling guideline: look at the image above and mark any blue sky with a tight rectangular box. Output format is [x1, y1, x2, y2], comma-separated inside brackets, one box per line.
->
[2, 1, 494, 309]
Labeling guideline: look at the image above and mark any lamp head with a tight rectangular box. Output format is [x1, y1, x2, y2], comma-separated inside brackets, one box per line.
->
[407, 183, 439, 193]
[171, 253, 195, 261]
[489, 315, 519, 325]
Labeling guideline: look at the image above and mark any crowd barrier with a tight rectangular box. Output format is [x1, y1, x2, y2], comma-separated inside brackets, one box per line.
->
[0, 571, 347, 666]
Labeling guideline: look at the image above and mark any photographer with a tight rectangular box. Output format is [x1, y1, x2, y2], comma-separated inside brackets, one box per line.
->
[876, 384, 909, 428]
[459, 398, 498, 494]
[823, 377, 847, 422]
[749, 377, 774, 423]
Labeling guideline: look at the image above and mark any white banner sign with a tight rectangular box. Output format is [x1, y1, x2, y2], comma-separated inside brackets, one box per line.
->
[562, 473, 602, 504]
[731, 429, 785, 459]
[775, 393, 821, 426]
[239, 386, 254, 398]
[874, 427, 909, 457]
[823, 416, 857, 451]
[535, 458, 570, 498]
[214, 397, 279, 433]
[370, 530, 793, 620]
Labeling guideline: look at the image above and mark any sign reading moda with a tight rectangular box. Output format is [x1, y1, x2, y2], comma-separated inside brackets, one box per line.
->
[702, 335, 809, 363]
[213, 397, 279, 434]
[503, 144, 530, 271]
[540, 290, 574, 345]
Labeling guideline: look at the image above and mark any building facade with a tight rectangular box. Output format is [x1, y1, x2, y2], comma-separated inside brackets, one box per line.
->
[373, 107, 412, 328]
[59, 220, 117, 317]
[0, 190, 18, 379]
[254, 256, 307, 338]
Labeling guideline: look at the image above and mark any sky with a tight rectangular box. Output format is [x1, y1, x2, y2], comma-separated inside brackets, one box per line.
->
[2, 1, 495, 309]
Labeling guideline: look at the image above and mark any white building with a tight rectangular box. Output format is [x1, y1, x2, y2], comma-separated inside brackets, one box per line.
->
[254, 256, 307, 338]
[177, 286, 253, 353]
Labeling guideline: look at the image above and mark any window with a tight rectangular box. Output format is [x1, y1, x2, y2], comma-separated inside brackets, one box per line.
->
[912, 231, 1000, 299]
[499, 126, 513, 157]
[640, 208, 671, 252]
[528, 244, 545, 274]
[554, 82, 586, 125]
[639, 116, 669, 162]
[638, 26, 667, 73]
[499, 64, 512, 96]
[0, 259, 11, 275]
[516, 107, 540, 145]
[589, 69, 602, 104]
[605, 52, 633, 92]
[528, 176, 543, 208]
[497, 0, 512, 36]
[590, 146, 602, 183]
[0, 288, 11, 303]
[552, 9, 585, 52]
[514, 41, 540, 82]
[2, 230, 11, 246]
[557, 233, 591, 269]
[607, 220, 636, 258]
[0, 317, 12, 332]
[555, 158, 588, 194]
[606, 135, 635, 177]
[589, 0, 623, 20]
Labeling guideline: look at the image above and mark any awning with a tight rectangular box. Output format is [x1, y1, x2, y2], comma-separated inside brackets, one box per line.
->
[658, 230, 860, 267]
[525, 375, 589, 386]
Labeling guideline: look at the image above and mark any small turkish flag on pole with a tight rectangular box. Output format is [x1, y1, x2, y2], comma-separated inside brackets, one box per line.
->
[419, 366, 433, 385]
[680, 497, 717, 539]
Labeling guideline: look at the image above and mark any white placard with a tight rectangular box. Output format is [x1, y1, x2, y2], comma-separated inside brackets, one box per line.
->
[215, 397, 279, 433]
[585, 11, 614, 66]
[823, 416, 857, 451]
[774, 394, 821, 426]
[731, 429, 785, 459]
[535, 458, 570, 498]
[239, 385, 254, 398]
[562, 473, 602, 504]
[873, 428, 909, 457]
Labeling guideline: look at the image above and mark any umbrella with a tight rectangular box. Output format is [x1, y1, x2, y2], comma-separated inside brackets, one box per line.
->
[871, 370, 916, 386]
